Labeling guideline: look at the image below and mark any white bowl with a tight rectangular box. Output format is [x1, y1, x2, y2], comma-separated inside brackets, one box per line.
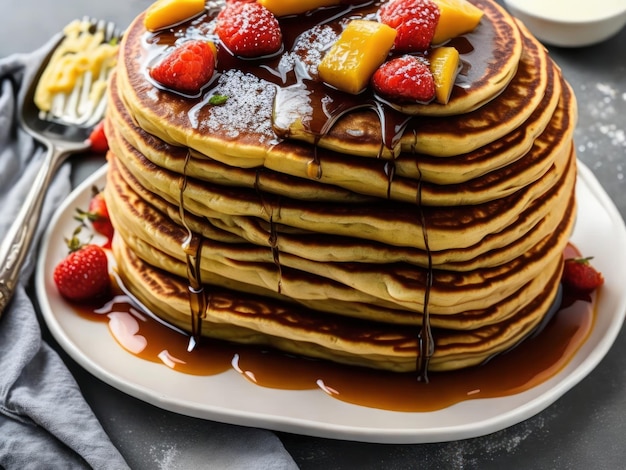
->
[504, 0, 626, 47]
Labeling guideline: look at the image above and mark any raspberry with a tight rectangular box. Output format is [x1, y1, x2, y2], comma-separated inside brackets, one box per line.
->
[379, 0, 440, 52]
[215, 2, 283, 58]
[149, 40, 216, 95]
[371, 55, 436, 103]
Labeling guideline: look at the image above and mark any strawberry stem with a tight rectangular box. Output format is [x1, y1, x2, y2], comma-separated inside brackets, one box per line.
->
[64, 225, 93, 253]
[565, 257, 594, 264]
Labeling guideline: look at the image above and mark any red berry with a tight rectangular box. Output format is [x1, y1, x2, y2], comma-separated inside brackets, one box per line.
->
[215, 2, 282, 58]
[562, 257, 604, 293]
[372, 55, 436, 103]
[379, 0, 440, 52]
[149, 40, 216, 95]
[53, 245, 110, 302]
[87, 192, 114, 242]
[88, 120, 109, 153]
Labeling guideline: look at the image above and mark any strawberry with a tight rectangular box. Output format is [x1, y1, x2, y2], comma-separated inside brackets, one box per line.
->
[149, 39, 216, 95]
[75, 189, 115, 245]
[54, 244, 110, 302]
[88, 191, 114, 242]
[88, 120, 109, 153]
[372, 55, 436, 103]
[215, 2, 282, 58]
[562, 257, 604, 293]
[379, 0, 440, 52]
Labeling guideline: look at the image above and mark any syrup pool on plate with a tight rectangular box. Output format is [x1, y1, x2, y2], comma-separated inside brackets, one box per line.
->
[70, 242, 597, 413]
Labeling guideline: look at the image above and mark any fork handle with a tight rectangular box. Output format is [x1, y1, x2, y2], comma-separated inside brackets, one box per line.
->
[0, 144, 69, 317]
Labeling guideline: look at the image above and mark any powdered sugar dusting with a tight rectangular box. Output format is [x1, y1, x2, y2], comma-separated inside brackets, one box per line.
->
[449, 413, 549, 467]
[189, 69, 276, 143]
[292, 24, 339, 78]
[153, 444, 181, 470]
[576, 81, 626, 177]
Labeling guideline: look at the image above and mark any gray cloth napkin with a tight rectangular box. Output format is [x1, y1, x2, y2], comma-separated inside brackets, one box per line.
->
[0, 40, 131, 469]
[0, 42, 298, 469]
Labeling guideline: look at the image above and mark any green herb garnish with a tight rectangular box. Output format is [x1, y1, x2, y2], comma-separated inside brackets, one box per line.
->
[208, 94, 229, 106]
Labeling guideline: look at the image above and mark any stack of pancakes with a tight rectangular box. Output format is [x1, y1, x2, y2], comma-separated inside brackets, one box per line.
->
[103, 0, 577, 374]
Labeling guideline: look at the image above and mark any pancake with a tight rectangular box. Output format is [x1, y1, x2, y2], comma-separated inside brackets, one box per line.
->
[396, 73, 569, 185]
[106, 118, 576, 270]
[101, 0, 581, 374]
[275, 20, 542, 159]
[106, 116, 574, 252]
[116, 0, 526, 164]
[107, 75, 375, 205]
[108, 68, 573, 206]
[104, 149, 575, 316]
[112, 234, 562, 372]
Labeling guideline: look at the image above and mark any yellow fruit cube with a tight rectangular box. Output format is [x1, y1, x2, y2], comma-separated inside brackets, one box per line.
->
[258, 0, 341, 17]
[318, 20, 396, 95]
[429, 46, 460, 104]
[144, 0, 206, 32]
[432, 0, 484, 44]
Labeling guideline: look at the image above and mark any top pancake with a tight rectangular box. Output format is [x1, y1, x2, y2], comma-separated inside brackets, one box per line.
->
[117, 0, 525, 164]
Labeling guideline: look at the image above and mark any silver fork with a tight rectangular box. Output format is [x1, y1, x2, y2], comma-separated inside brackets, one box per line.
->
[0, 18, 122, 317]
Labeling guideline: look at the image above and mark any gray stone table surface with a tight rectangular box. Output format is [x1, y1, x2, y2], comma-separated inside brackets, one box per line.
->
[1, 1, 625, 468]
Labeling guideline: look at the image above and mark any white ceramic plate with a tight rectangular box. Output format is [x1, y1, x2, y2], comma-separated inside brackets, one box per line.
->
[36, 162, 626, 444]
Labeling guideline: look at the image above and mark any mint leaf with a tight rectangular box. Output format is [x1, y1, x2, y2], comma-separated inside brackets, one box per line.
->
[208, 94, 229, 106]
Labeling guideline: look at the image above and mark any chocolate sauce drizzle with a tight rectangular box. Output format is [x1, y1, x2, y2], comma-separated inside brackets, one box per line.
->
[415, 166, 435, 382]
[268, 214, 283, 293]
[179, 152, 208, 349]
[255, 169, 283, 293]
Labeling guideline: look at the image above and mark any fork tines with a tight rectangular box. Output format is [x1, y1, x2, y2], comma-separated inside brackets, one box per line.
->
[84, 16, 123, 44]
[42, 17, 122, 128]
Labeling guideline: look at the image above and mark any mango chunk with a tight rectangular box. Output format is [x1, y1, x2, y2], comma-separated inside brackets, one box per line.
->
[429, 46, 460, 104]
[318, 20, 396, 95]
[144, 0, 206, 32]
[432, 0, 484, 44]
[259, 0, 341, 17]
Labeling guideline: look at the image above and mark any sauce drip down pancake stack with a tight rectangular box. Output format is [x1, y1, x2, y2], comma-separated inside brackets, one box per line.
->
[103, 0, 578, 375]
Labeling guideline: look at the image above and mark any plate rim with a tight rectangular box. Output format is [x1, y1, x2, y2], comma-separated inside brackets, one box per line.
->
[35, 161, 626, 444]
